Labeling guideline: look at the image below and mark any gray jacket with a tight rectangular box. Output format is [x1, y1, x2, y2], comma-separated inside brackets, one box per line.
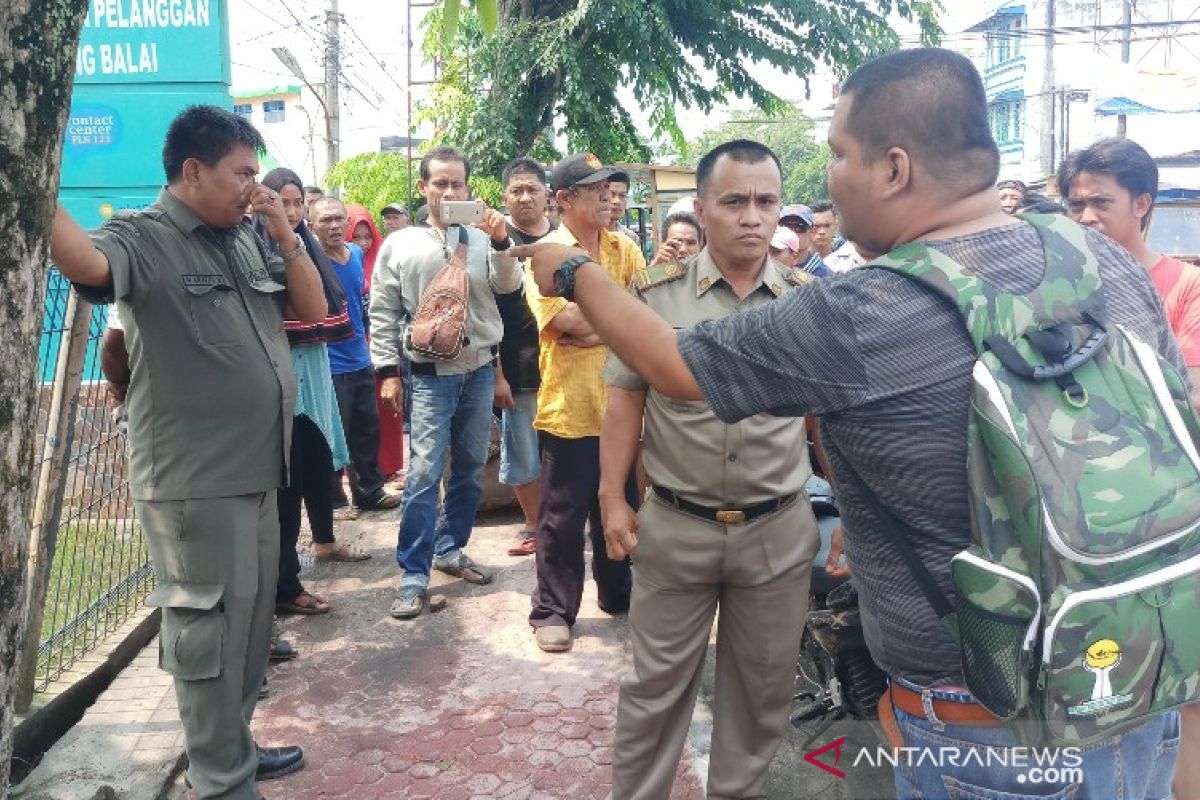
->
[369, 224, 521, 374]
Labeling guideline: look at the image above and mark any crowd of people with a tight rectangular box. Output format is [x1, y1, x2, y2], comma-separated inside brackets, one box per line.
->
[44, 44, 1200, 800]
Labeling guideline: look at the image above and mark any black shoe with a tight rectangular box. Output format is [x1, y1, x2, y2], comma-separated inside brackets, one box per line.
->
[258, 676, 269, 699]
[269, 636, 298, 662]
[256, 744, 305, 780]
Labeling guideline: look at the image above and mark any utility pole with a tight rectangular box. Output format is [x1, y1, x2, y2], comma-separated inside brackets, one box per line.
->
[1118, 0, 1132, 136]
[1040, 0, 1056, 177]
[325, 0, 341, 173]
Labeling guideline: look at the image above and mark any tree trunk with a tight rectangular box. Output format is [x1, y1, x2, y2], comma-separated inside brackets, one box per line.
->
[0, 1, 89, 794]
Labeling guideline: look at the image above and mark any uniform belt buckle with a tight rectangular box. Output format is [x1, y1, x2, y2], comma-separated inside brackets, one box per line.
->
[715, 509, 746, 524]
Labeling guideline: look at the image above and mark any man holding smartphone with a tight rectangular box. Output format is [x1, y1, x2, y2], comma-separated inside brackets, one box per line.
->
[49, 105, 323, 798]
[370, 146, 522, 619]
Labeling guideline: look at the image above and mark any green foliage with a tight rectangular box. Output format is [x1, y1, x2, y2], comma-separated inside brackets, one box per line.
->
[684, 108, 832, 204]
[326, 152, 418, 220]
[441, 0, 496, 43]
[420, 0, 942, 179]
[325, 151, 504, 220]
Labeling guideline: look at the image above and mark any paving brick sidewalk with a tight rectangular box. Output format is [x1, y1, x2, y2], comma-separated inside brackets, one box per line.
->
[200, 510, 704, 800]
[18, 506, 897, 800]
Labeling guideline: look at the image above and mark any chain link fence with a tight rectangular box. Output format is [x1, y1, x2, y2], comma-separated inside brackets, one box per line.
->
[27, 271, 151, 693]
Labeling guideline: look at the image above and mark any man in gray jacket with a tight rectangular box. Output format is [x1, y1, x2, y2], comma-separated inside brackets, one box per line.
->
[371, 145, 522, 618]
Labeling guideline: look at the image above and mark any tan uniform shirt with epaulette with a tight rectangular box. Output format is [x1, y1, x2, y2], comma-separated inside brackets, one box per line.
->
[73, 189, 296, 501]
[603, 249, 812, 507]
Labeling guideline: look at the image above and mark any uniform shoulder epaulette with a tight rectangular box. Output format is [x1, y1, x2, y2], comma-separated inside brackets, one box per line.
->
[634, 260, 690, 292]
[785, 267, 814, 287]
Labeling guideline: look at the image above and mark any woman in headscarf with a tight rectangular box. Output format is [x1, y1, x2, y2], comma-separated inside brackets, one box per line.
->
[344, 203, 405, 484]
[258, 168, 370, 617]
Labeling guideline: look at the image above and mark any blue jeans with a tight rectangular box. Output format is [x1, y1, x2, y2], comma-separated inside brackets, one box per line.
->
[892, 681, 1179, 800]
[396, 366, 494, 590]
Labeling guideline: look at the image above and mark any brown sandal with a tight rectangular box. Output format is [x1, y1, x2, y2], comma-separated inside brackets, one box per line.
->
[276, 591, 331, 615]
[314, 544, 371, 563]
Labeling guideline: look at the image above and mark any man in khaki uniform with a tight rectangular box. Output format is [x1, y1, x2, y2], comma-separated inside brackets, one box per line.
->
[50, 106, 325, 799]
[599, 140, 820, 799]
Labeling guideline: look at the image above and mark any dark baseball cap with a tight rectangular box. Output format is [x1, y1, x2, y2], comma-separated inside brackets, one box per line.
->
[549, 153, 618, 192]
[381, 203, 409, 216]
[780, 204, 814, 227]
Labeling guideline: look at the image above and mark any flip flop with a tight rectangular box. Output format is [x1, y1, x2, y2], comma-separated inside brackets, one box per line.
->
[506, 532, 536, 557]
[275, 591, 332, 615]
[314, 544, 372, 563]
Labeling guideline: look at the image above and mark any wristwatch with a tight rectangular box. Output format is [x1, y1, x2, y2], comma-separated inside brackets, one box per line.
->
[553, 254, 592, 301]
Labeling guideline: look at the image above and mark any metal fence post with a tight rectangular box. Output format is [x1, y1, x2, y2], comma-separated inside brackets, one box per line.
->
[15, 287, 92, 713]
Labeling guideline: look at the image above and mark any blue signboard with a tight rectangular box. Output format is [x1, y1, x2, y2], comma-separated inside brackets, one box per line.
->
[50, 0, 232, 382]
[74, 0, 230, 86]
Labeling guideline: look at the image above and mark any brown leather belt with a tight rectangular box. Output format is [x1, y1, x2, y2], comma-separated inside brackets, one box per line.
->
[883, 682, 1005, 728]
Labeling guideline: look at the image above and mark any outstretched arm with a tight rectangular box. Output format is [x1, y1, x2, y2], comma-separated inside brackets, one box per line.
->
[50, 206, 112, 287]
[512, 242, 702, 401]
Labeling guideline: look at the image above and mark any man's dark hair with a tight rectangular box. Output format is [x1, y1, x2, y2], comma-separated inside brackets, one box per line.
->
[840, 48, 999, 193]
[420, 145, 472, 182]
[696, 140, 782, 196]
[1017, 193, 1066, 215]
[811, 200, 835, 216]
[162, 105, 266, 183]
[661, 211, 702, 241]
[304, 185, 324, 196]
[1056, 137, 1158, 220]
[502, 157, 547, 188]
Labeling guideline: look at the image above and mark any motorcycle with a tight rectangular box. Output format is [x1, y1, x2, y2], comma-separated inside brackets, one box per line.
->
[791, 475, 888, 748]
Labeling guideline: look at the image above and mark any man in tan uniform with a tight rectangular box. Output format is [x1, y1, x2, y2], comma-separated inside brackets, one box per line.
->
[600, 140, 820, 799]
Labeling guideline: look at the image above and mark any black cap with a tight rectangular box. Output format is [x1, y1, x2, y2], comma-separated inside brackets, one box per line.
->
[549, 153, 617, 192]
[381, 203, 409, 216]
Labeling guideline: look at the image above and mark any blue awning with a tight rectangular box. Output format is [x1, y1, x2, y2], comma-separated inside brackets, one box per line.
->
[1095, 97, 1200, 115]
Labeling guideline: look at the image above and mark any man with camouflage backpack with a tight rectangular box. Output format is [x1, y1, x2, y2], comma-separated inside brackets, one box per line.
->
[511, 48, 1196, 798]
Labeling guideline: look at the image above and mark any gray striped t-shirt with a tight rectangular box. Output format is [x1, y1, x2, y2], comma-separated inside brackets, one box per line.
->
[678, 221, 1188, 685]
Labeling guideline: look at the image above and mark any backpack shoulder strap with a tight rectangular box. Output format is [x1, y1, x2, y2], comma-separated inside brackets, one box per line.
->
[449, 225, 470, 269]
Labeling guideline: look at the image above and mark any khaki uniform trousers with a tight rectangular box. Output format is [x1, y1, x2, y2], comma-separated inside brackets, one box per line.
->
[612, 493, 819, 800]
[137, 492, 280, 800]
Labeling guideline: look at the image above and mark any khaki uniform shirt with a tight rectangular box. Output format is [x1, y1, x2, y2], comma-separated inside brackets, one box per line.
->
[75, 189, 296, 501]
[604, 249, 811, 507]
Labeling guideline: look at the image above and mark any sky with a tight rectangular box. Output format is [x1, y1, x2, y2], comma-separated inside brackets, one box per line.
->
[228, 0, 1001, 162]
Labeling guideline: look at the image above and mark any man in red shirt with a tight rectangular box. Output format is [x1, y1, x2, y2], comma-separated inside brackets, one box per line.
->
[1059, 136, 1200, 797]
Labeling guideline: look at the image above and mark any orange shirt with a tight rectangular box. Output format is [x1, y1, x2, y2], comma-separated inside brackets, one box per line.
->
[525, 226, 645, 438]
[1149, 255, 1200, 367]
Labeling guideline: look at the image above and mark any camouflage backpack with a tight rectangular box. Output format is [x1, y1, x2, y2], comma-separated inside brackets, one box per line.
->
[870, 213, 1200, 744]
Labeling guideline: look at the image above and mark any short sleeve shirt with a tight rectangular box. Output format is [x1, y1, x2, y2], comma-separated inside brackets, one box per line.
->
[677, 222, 1188, 685]
[526, 226, 645, 439]
[1149, 254, 1200, 367]
[326, 243, 373, 374]
[604, 250, 811, 506]
[74, 189, 296, 501]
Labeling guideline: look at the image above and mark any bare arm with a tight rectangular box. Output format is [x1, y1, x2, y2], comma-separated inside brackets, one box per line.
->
[514, 241, 703, 400]
[280, 251, 325, 322]
[249, 186, 324, 323]
[546, 302, 597, 337]
[50, 206, 112, 287]
[101, 328, 130, 405]
[574, 263, 703, 400]
[599, 386, 648, 558]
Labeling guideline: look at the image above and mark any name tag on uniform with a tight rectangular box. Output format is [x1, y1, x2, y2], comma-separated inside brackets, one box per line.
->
[181, 273, 229, 289]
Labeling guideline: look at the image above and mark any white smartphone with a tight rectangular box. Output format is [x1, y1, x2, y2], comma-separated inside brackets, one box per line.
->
[441, 200, 485, 225]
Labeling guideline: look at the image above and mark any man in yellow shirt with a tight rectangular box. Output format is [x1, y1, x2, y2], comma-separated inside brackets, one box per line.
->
[525, 154, 646, 652]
